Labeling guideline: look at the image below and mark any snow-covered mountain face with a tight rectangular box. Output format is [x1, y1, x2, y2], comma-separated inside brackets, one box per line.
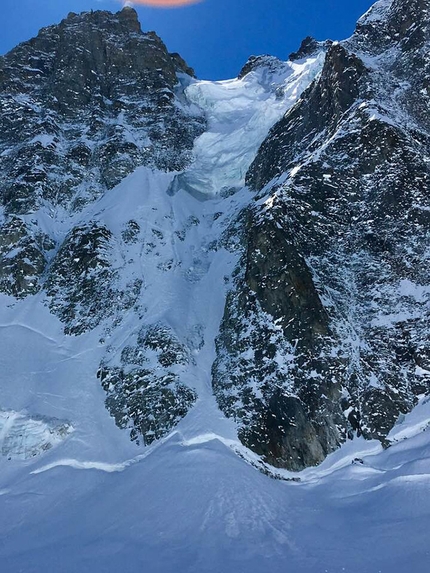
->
[0, 0, 429, 479]
[1, 3, 430, 571]
[0, 7, 205, 298]
[0, 6, 327, 460]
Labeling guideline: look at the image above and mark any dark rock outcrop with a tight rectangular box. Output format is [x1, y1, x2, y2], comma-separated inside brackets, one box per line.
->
[46, 222, 142, 335]
[0, 7, 205, 215]
[213, 208, 346, 470]
[289, 36, 332, 61]
[0, 217, 54, 297]
[100, 323, 196, 445]
[238, 55, 289, 80]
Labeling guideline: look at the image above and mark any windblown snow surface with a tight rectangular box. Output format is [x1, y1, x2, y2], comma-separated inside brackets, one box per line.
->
[1, 55, 429, 573]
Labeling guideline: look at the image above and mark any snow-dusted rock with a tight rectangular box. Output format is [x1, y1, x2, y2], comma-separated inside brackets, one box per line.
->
[214, 0, 430, 469]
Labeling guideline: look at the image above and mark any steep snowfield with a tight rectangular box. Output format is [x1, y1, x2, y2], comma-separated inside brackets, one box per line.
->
[0, 50, 429, 572]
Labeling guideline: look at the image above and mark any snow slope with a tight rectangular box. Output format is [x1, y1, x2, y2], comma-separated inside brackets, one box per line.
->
[0, 405, 429, 573]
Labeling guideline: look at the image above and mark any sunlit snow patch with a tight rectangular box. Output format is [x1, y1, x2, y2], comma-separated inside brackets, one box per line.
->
[0, 410, 73, 460]
[387, 396, 430, 444]
[170, 52, 325, 198]
[358, 0, 393, 24]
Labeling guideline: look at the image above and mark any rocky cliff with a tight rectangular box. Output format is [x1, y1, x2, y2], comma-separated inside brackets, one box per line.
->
[0, 7, 205, 302]
[214, 0, 430, 469]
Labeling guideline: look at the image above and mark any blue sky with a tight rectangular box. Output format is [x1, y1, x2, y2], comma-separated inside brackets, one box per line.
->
[1, 0, 373, 79]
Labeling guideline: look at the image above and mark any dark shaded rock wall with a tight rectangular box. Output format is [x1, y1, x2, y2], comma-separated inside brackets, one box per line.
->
[45, 223, 142, 335]
[0, 217, 54, 297]
[214, 0, 430, 469]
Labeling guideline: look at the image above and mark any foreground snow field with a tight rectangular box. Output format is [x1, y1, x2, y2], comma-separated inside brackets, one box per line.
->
[1, 393, 429, 572]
